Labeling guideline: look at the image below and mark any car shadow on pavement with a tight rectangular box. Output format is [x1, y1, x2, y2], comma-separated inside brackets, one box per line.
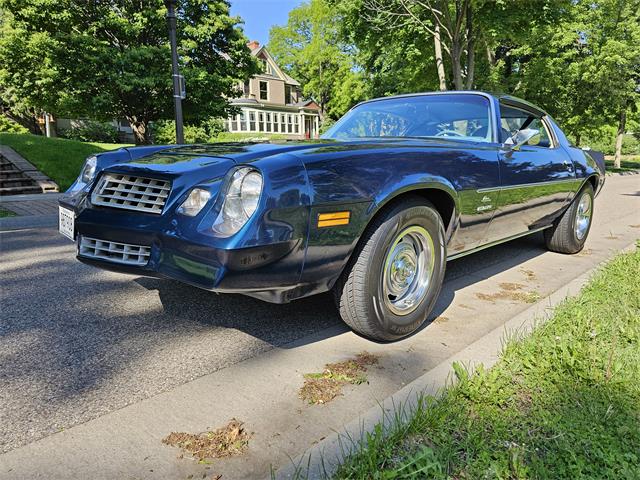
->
[136, 232, 549, 347]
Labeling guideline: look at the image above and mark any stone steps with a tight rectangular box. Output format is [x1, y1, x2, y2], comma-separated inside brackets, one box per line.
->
[0, 148, 59, 196]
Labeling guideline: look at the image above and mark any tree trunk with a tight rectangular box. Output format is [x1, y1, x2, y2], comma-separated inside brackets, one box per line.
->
[614, 107, 626, 169]
[433, 22, 447, 91]
[451, 41, 464, 90]
[575, 133, 581, 147]
[128, 116, 150, 145]
[465, 3, 474, 89]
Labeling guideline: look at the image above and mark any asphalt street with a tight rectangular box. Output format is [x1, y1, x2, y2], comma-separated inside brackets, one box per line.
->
[1, 174, 639, 458]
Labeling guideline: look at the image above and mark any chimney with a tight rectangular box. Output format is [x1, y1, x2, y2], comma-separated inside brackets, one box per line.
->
[247, 40, 260, 51]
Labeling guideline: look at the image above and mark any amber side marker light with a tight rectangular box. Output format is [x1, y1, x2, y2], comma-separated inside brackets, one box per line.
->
[318, 211, 351, 228]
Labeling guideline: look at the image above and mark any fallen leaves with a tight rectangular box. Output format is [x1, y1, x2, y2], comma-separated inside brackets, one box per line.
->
[162, 419, 251, 461]
[476, 283, 541, 304]
[300, 352, 379, 405]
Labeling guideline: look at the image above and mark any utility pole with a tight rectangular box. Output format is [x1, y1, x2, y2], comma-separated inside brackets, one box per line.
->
[164, 0, 185, 144]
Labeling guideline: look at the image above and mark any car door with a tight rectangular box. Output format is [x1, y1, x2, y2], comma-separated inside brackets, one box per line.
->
[484, 102, 577, 242]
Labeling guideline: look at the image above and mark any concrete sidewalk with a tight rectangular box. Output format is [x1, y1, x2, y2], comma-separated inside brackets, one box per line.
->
[1, 175, 638, 480]
[0, 192, 61, 229]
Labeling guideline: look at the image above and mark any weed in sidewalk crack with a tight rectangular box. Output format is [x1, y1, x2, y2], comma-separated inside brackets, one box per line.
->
[300, 352, 379, 405]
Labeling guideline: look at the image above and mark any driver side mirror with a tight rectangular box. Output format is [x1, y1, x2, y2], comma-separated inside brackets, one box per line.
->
[504, 128, 541, 151]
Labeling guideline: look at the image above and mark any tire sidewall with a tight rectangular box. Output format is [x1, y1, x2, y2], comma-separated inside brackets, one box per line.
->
[568, 183, 595, 250]
[364, 204, 446, 338]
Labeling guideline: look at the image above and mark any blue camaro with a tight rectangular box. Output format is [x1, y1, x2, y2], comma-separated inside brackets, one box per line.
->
[59, 92, 604, 340]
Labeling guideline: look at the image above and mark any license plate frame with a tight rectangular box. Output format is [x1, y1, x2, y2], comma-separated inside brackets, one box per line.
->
[58, 206, 75, 241]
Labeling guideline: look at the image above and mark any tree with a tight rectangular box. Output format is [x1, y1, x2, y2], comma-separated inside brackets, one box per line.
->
[495, 0, 639, 166]
[268, 0, 368, 119]
[0, 0, 259, 144]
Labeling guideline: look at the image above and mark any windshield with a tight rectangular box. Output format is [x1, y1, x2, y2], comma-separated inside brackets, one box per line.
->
[322, 94, 493, 143]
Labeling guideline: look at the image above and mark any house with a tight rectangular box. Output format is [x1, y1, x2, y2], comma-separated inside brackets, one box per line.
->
[225, 41, 321, 139]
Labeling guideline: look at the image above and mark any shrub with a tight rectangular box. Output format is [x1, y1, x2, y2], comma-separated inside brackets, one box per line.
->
[59, 120, 119, 143]
[151, 118, 230, 144]
[0, 116, 29, 134]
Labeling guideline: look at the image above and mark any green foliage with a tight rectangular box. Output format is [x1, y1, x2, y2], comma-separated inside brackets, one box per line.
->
[151, 118, 227, 144]
[336, 247, 640, 479]
[0, 133, 130, 190]
[268, 0, 368, 119]
[58, 121, 119, 143]
[0, 0, 259, 144]
[0, 115, 28, 134]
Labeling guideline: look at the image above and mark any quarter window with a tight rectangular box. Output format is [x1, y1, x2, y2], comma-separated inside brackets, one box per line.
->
[499, 104, 553, 148]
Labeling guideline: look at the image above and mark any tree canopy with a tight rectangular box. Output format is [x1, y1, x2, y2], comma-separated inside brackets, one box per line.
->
[268, 0, 368, 119]
[0, 0, 259, 143]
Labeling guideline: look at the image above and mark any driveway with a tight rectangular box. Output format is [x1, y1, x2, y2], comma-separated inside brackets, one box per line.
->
[1, 174, 639, 479]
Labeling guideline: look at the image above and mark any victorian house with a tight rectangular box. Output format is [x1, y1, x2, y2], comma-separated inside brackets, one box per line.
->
[225, 41, 321, 139]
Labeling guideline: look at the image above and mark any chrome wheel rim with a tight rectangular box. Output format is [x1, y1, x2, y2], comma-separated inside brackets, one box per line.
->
[575, 192, 592, 240]
[382, 226, 435, 316]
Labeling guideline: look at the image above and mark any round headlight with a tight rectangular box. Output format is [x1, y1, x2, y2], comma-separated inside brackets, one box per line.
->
[213, 167, 263, 237]
[81, 156, 97, 183]
[178, 188, 211, 217]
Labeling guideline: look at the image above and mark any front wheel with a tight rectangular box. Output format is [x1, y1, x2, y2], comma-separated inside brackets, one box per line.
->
[334, 198, 446, 341]
[544, 182, 594, 254]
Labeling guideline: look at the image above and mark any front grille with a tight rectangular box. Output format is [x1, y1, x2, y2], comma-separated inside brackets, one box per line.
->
[91, 173, 171, 214]
[79, 236, 151, 266]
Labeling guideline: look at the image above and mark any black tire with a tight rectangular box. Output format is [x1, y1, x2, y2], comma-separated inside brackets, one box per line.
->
[334, 197, 446, 341]
[544, 182, 594, 254]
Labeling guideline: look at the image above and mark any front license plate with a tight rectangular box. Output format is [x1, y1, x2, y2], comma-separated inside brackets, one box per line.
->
[58, 206, 75, 240]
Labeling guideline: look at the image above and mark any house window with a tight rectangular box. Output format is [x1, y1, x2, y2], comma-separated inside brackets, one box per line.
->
[285, 85, 292, 104]
[266, 113, 272, 132]
[243, 81, 250, 97]
[231, 115, 238, 132]
[239, 110, 247, 131]
[273, 119, 279, 133]
[287, 114, 293, 133]
[259, 112, 265, 132]
[294, 115, 299, 134]
[249, 111, 256, 131]
[259, 81, 268, 101]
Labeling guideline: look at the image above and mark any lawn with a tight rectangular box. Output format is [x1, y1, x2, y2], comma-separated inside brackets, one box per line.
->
[335, 246, 640, 479]
[0, 133, 132, 191]
[605, 156, 640, 174]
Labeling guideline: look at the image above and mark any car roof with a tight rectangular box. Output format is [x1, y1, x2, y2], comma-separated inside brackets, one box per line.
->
[357, 91, 548, 117]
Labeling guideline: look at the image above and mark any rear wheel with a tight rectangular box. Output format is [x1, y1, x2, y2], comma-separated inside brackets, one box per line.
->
[544, 182, 594, 254]
[334, 198, 446, 341]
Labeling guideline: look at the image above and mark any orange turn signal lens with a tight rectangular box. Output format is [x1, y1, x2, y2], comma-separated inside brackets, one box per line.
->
[317, 211, 351, 228]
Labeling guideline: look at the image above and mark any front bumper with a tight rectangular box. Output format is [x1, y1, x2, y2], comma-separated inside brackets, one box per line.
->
[60, 196, 307, 303]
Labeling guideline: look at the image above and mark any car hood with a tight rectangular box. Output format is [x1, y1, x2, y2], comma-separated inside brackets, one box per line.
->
[100, 137, 494, 182]
[116, 137, 489, 169]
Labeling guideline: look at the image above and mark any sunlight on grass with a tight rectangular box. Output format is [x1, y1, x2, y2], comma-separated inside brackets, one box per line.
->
[335, 247, 640, 479]
[0, 133, 131, 191]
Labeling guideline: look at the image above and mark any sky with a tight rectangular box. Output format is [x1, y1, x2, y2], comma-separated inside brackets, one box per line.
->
[229, 0, 305, 46]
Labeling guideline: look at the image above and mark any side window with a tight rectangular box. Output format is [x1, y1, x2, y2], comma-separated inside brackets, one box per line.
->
[499, 104, 553, 148]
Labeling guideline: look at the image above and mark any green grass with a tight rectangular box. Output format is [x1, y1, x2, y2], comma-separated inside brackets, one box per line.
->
[335, 247, 640, 479]
[605, 156, 640, 174]
[0, 207, 17, 217]
[0, 133, 131, 191]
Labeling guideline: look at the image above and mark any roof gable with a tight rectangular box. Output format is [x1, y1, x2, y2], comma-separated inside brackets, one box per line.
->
[249, 44, 301, 86]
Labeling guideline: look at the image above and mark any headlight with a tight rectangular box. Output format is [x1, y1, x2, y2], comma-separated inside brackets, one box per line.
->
[81, 156, 97, 183]
[212, 167, 263, 237]
[177, 188, 211, 217]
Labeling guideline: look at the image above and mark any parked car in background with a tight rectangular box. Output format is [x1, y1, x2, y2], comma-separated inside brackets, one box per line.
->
[59, 92, 604, 341]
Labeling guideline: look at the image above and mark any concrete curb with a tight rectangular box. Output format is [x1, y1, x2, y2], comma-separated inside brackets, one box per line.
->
[0, 214, 57, 231]
[276, 240, 638, 480]
[0, 192, 63, 203]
